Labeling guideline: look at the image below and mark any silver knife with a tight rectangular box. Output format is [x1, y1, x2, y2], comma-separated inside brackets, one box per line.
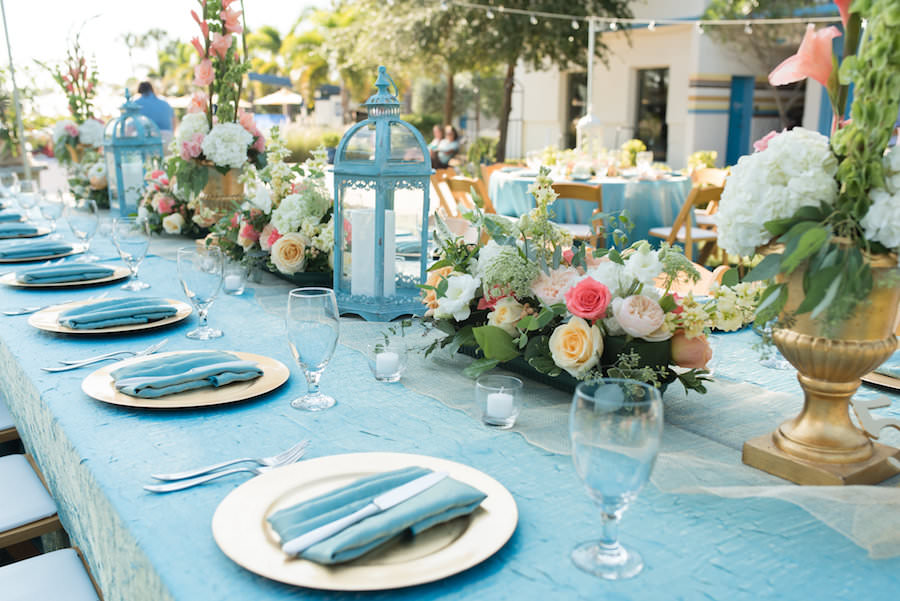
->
[281, 470, 449, 556]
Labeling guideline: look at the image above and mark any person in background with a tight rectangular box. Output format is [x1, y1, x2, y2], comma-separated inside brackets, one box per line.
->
[428, 125, 443, 165]
[435, 125, 460, 169]
[890, 106, 900, 147]
[134, 81, 175, 147]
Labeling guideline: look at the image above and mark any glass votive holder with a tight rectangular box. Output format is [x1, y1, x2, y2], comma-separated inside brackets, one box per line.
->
[366, 340, 408, 382]
[223, 260, 247, 295]
[476, 375, 523, 429]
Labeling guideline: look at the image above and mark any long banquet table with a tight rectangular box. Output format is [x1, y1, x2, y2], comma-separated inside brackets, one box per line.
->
[1, 234, 899, 601]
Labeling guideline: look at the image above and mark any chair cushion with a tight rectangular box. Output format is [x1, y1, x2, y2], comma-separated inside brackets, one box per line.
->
[560, 223, 593, 238]
[0, 455, 57, 532]
[694, 211, 717, 227]
[0, 548, 99, 601]
[648, 226, 718, 242]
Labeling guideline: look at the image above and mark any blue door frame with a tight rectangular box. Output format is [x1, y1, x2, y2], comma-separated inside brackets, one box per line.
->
[726, 76, 755, 165]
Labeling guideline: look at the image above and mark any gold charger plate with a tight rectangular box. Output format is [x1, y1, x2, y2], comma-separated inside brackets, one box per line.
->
[0, 226, 51, 239]
[0, 244, 85, 263]
[81, 350, 290, 409]
[0, 265, 131, 288]
[860, 371, 900, 391]
[28, 298, 192, 334]
[211, 452, 517, 591]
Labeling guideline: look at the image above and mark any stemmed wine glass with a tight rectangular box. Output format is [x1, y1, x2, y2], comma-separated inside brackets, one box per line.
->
[569, 379, 663, 580]
[285, 287, 340, 411]
[66, 198, 100, 262]
[16, 179, 40, 221]
[176, 246, 224, 340]
[112, 217, 151, 291]
[0, 172, 17, 205]
[39, 193, 64, 237]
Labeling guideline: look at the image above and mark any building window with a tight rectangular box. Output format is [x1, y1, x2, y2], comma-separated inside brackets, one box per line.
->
[565, 72, 587, 149]
[634, 68, 669, 162]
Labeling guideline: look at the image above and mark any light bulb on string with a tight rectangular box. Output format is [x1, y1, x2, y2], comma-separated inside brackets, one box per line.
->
[571, 19, 580, 30]
[647, 20, 656, 31]
[530, 15, 538, 25]
[486, 9, 494, 19]
[568, 35, 575, 42]
[744, 22, 752, 34]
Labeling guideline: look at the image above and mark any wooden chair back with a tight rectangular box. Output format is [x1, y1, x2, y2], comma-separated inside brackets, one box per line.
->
[550, 182, 604, 245]
[691, 167, 728, 187]
[430, 168, 456, 216]
[479, 163, 508, 213]
[447, 176, 489, 213]
[663, 184, 724, 260]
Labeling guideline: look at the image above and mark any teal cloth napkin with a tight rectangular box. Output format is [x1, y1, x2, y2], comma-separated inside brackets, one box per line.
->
[110, 351, 263, 398]
[396, 238, 422, 254]
[267, 466, 486, 565]
[0, 210, 23, 222]
[0, 223, 39, 237]
[16, 263, 114, 284]
[874, 354, 900, 379]
[0, 239, 72, 259]
[57, 297, 177, 329]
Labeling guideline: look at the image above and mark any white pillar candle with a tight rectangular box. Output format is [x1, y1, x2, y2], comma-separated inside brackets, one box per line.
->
[486, 391, 514, 419]
[350, 208, 396, 297]
[375, 351, 400, 377]
[224, 274, 242, 291]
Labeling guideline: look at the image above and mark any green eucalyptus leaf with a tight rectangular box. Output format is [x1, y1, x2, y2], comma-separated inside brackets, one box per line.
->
[472, 325, 520, 361]
[463, 358, 500, 379]
[720, 267, 740, 288]
[744, 253, 783, 282]
[796, 265, 842, 314]
[781, 226, 828, 274]
[754, 283, 788, 327]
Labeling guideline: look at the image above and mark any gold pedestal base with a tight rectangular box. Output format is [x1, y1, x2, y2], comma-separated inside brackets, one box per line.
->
[742, 434, 900, 485]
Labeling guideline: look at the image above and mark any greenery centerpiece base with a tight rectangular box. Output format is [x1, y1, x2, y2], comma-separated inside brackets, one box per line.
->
[742, 253, 900, 485]
[196, 162, 244, 217]
[270, 269, 333, 289]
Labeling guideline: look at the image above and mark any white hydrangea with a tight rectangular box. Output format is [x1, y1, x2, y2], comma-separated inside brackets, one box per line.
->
[86, 161, 106, 179]
[715, 127, 838, 257]
[201, 123, 252, 169]
[861, 187, 900, 250]
[78, 118, 105, 147]
[52, 119, 77, 145]
[175, 112, 210, 148]
[882, 145, 900, 195]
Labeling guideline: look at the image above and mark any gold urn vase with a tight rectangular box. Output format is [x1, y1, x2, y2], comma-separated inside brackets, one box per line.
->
[743, 251, 900, 485]
[196, 163, 244, 217]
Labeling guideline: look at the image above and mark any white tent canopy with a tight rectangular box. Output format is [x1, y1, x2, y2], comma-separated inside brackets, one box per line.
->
[254, 88, 303, 106]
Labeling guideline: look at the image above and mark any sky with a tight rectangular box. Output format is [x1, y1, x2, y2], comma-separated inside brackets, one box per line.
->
[2, 0, 326, 111]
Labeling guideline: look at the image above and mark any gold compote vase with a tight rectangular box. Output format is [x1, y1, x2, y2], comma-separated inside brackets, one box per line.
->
[743, 249, 900, 485]
[196, 161, 244, 218]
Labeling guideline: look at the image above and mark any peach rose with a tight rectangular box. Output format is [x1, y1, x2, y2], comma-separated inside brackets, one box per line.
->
[487, 296, 525, 335]
[270, 232, 307, 274]
[88, 175, 107, 190]
[613, 295, 665, 339]
[564, 277, 611, 322]
[671, 332, 713, 369]
[422, 265, 453, 310]
[193, 59, 214, 87]
[548, 316, 603, 378]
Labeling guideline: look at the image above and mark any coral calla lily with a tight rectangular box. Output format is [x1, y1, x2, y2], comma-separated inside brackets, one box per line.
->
[835, 0, 851, 27]
[769, 24, 841, 89]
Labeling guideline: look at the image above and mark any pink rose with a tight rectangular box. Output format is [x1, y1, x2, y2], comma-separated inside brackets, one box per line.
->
[237, 109, 255, 131]
[188, 92, 208, 114]
[238, 221, 260, 250]
[530, 266, 580, 307]
[259, 223, 281, 251]
[210, 32, 232, 60]
[221, 7, 243, 33]
[180, 133, 204, 160]
[671, 332, 713, 369]
[753, 130, 780, 153]
[564, 277, 611, 322]
[769, 24, 841, 90]
[193, 59, 214, 87]
[155, 196, 175, 215]
[613, 295, 665, 338]
[149, 169, 165, 179]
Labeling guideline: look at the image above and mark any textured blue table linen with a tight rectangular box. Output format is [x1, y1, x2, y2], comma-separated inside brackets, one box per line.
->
[110, 351, 263, 398]
[16, 263, 114, 284]
[268, 466, 486, 564]
[0, 210, 23, 222]
[57, 297, 177, 329]
[0, 239, 72, 259]
[874, 350, 900, 379]
[0, 222, 40, 237]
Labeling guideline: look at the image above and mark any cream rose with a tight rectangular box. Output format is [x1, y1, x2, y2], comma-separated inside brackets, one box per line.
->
[613, 295, 665, 339]
[161, 213, 185, 234]
[548, 316, 603, 378]
[487, 296, 525, 335]
[271, 232, 307, 274]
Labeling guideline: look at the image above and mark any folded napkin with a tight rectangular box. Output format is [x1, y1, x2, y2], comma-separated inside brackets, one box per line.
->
[0, 223, 40, 237]
[268, 466, 486, 564]
[110, 351, 263, 398]
[16, 263, 115, 284]
[57, 297, 177, 329]
[0, 239, 73, 259]
[0, 210, 23, 222]
[396, 238, 422, 254]
[874, 355, 900, 379]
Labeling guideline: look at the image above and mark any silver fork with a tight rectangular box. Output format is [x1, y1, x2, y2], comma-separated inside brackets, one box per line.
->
[143, 443, 310, 493]
[41, 338, 169, 372]
[150, 440, 311, 481]
[3, 299, 74, 316]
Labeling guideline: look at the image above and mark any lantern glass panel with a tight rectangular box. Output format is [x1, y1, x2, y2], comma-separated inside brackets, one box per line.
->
[342, 125, 376, 162]
[388, 123, 425, 162]
[105, 151, 119, 207]
[121, 150, 145, 210]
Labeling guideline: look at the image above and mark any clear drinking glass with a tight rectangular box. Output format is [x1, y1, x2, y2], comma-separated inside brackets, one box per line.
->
[39, 194, 64, 237]
[285, 287, 340, 411]
[112, 218, 151, 291]
[569, 379, 663, 580]
[176, 246, 224, 340]
[16, 179, 40, 220]
[66, 198, 100, 262]
[0, 172, 18, 200]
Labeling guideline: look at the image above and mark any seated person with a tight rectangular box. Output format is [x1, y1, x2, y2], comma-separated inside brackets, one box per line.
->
[434, 125, 460, 169]
[428, 124, 443, 164]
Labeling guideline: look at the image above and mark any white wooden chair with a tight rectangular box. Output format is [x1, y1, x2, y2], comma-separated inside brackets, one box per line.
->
[0, 454, 61, 551]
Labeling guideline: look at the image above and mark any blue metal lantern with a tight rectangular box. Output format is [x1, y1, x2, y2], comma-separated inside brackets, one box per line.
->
[103, 89, 163, 216]
[332, 66, 432, 321]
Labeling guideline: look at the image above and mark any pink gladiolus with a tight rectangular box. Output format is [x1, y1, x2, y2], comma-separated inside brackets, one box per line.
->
[769, 24, 841, 89]
[193, 59, 214, 87]
[237, 108, 255, 132]
[188, 91, 208, 114]
[191, 10, 209, 38]
[190, 37, 206, 58]
[222, 0, 238, 8]
[753, 130, 780, 153]
[221, 7, 243, 33]
[835, 0, 851, 27]
[66, 84, 74, 93]
[210, 32, 232, 60]
[252, 128, 265, 152]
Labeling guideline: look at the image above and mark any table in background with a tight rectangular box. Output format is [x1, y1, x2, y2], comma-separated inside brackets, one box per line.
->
[0, 235, 898, 601]
[488, 169, 691, 244]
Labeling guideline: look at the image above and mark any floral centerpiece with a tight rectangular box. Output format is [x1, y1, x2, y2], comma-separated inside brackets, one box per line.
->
[212, 131, 333, 281]
[167, 0, 266, 199]
[686, 150, 718, 172]
[66, 148, 109, 209]
[420, 167, 760, 393]
[137, 164, 210, 237]
[619, 138, 647, 168]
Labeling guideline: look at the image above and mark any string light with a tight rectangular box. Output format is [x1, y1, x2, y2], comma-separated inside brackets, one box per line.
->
[744, 22, 753, 34]
[647, 21, 656, 31]
[530, 15, 538, 25]
[571, 19, 580, 30]
[568, 35, 575, 42]
[486, 8, 494, 19]
[609, 20, 618, 31]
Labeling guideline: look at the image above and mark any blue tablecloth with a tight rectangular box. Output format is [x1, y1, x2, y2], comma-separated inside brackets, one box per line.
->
[489, 169, 692, 245]
[0, 234, 898, 601]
